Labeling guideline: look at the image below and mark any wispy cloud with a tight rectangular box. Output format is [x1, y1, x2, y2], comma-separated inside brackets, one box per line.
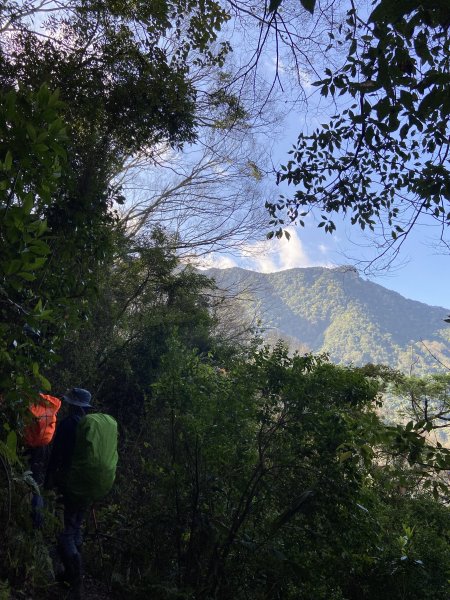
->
[199, 255, 239, 270]
[263, 56, 286, 74]
[297, 67, 313, 89]
[199, 228, 335, 272]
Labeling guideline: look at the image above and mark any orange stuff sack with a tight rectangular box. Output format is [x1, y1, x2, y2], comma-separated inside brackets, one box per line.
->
[24, 394, 61, 447]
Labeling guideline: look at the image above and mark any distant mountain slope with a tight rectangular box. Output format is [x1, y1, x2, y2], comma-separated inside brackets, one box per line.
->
[206, 266, 450, 373]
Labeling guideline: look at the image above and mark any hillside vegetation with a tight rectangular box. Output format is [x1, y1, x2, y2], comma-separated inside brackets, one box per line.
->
[206, 267, 450, 373]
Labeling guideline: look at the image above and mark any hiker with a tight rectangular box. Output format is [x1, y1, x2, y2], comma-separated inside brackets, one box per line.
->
[46, 387, 118, 599]
[24, 393, 62, 528]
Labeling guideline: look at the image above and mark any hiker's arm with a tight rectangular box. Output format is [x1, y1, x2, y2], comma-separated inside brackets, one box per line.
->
[45, 415, 80, 489]
[45, 418, 71, 488]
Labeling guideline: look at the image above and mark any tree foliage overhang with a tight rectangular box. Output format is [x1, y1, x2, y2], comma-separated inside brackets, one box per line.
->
[0, 0, 231, 412]
[268, 0, 450, 266]
[0, 0, 231, 175]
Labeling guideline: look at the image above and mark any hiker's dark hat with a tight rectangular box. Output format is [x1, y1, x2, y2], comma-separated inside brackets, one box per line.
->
[62, 387, 92, 407]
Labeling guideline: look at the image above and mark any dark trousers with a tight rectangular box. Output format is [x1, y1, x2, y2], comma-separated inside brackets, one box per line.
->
[59, 504, 86, 558]
[57, 503, 85, 597]
[27, 446, 48, 528]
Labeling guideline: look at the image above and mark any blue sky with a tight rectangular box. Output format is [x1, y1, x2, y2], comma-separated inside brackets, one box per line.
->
[201, 30, 450, 311]
[207, 221, 450, 309]
[272, 88, 450, 309]
[205, 97, 450, 310]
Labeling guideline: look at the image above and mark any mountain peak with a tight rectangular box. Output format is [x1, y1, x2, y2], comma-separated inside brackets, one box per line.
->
[206, 266, 450, 373]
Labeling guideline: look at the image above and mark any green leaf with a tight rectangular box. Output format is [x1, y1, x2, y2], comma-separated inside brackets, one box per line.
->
[6, 430, 17, 461]
[4, 150, 12, 172]
[27, 240, 50, 256]
[38, 372, 52, 391]
[23, 192, 34, 215]
[299, 0, 316, 14]
[268, 0, 282, 12]
[339, 450, 353, 462]
[0, 437, 17, 463]
[33, 309, 53, 321]
[37, 83, 50, 105]
[26, 123, 37, 142]
[6, 259, 22, 275]
[17, 271, 37, 281]
[34, 143, 49, 154]
[376, 97, 391, 121]
[37, 220, 48, 236]
[28, 257, 47, 270]
[369, 0, 421, 24]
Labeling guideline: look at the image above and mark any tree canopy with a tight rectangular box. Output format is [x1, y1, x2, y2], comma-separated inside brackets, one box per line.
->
[269, 0, 450, 267]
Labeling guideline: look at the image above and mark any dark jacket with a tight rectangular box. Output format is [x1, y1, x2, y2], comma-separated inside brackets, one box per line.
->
[45, 412, 84, 490]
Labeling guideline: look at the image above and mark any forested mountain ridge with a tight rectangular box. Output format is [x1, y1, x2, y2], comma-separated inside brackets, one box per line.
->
[206, 266, 450, 372]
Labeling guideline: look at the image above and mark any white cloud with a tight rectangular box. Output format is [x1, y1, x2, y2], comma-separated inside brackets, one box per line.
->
[197, 255, 239, 270]
[264, 56, 286, 74]
[297, 68, 313, 89]
[279, 228, 312, 269]
[240, 227, 313, 272]
[197, 228, 336, 273]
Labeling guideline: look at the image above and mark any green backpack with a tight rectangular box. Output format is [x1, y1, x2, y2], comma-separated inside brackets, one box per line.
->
[65, 413, 118, 506]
